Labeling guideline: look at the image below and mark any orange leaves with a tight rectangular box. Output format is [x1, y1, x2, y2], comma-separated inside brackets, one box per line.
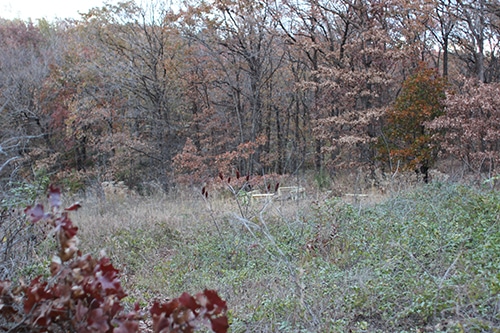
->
[173, 138, 206, 185]
[380, 64, 446, 173]
[173, 136, 266, 187]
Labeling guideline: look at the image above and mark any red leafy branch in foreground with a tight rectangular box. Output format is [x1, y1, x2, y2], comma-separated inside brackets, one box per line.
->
[151, 290, 228, 333]
[0, 185, 228, 333]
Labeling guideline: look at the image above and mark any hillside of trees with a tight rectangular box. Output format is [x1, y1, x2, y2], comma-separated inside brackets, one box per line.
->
[1, 0, 500, 195]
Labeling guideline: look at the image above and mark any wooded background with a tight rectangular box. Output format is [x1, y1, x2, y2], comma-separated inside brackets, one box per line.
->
[1, 0, 499, 194]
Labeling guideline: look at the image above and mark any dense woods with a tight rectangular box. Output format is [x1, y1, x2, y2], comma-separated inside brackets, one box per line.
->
[1, 0, 500, 193]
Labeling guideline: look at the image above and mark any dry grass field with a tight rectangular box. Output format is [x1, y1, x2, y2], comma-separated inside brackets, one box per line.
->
[2, 172, 499, 332]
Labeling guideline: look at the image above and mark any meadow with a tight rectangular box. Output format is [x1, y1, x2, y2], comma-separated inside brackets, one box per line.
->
[2, 176, 499, 332]
[68, 178, 499, 332]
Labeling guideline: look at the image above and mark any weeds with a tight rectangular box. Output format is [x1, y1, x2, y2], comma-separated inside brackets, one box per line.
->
[154, 183, 499, 331]
[2, 181, 499, 332]
[0, 186, 228, 333]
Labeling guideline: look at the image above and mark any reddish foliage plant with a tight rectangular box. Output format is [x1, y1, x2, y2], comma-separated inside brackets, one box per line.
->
[427, 79, 500, 175]
[0, 185, 228, 333]
[150, 290, 228, 333]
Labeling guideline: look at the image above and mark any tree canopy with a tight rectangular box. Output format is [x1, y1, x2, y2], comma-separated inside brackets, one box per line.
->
[1, 0, 499, 192]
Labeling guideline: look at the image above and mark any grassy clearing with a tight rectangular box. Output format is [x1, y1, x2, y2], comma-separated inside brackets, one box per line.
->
[66, 183, 499, 332]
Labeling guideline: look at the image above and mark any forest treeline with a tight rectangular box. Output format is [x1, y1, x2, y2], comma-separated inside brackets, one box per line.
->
[1, 0, 499, 193]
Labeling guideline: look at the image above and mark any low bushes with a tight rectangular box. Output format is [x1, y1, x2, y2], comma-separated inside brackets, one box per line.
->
[0, 185, 228, 333]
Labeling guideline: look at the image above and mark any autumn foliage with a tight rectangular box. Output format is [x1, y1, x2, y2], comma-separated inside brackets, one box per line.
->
[427, 79, 500, 175]
[379, 65, 447, 180]
[0, 186, 228, 333]
[1, 0, 500, 192]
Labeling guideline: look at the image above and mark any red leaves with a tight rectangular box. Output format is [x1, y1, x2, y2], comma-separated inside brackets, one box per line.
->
[23, 276, 50, 314]
[22, 276, 71, 328]
[59, 213, 79, 238]
[94, 257, 126, 299]
[211, 316, 228, 333]
[151, 290, 228, 333]
[18, 252, 128, 331]
[65, 202, 82, 211]
[195, 290, 228, 333]
[1, 185, 229, 333]
[179, 292, 198, 312]
[113, 318, 140, 333]
[203, 289, 227, 312]
[57, 213, 79, 262]
[87, 308, 110, 332]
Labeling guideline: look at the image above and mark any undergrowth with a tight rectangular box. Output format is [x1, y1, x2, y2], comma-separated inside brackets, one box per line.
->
[140, 183, 499, 332]
[2, 181, 499, 332]
[0, 186, 228, 332]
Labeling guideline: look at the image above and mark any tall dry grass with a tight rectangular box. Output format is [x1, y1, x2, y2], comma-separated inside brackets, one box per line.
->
[71, 183, 315, 301]
[68, 177, 500, 332]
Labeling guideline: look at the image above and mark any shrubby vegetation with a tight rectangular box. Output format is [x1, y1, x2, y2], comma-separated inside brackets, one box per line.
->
[3, 181, 495, 332]
[379, 65, 447, 182]
[158, 182, 499, 332]
[0, 186, 228, 332]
